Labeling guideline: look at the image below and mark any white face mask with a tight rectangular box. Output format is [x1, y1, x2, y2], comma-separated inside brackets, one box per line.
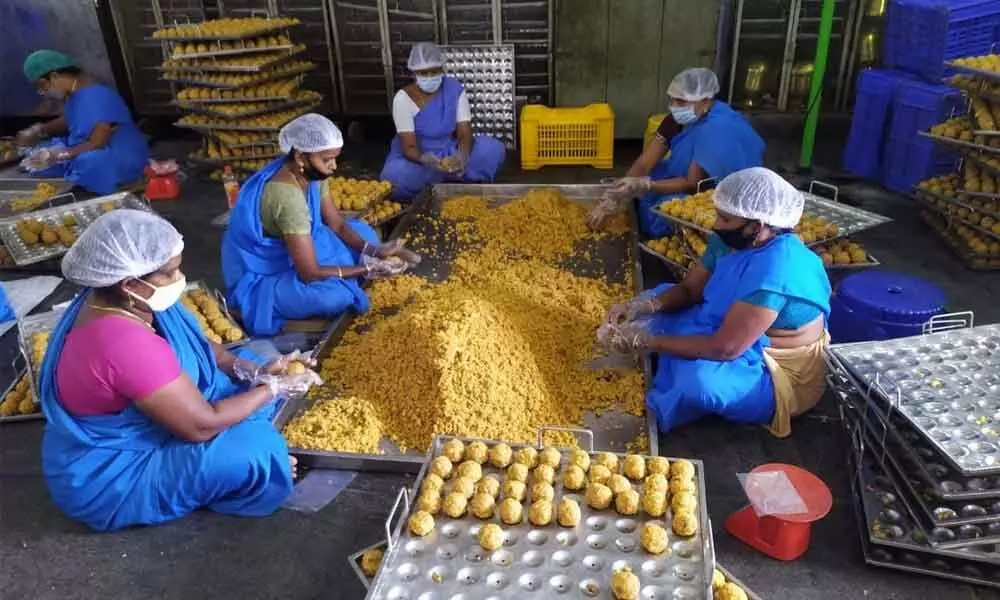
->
[127, 276, 187, 312]
[416, 74, 443, 93]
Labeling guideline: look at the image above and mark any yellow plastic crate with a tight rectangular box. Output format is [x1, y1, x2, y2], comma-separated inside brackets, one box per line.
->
[519, 103, 614, 170]
[644, 113, 666, 148]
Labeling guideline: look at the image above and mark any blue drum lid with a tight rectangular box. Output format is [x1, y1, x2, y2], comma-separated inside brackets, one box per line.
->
[836, 271, 947, 322]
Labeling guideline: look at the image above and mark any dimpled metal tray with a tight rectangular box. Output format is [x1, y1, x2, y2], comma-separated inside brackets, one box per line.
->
[638, 242, 691, 274]
[846, 419, 1000, 581]
[827, 353, 1000, 503]
[440, 45, 516, 149]
[17, 305, 67, 406]
[845, 397, 1000, 550]
[365, 432, 714, 600]
[0, 364, 42, 424]
[832, 324, 1000, 476]
[0, 192, 148, 266]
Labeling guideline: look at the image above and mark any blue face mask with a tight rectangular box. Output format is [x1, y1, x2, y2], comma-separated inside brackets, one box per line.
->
[670, 105, 698, 125]
[416, 74, 443, 93]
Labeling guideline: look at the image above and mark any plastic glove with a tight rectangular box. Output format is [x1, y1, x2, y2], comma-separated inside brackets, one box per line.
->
[21, 147, 69, 171]
[16, 124, 46, 147]
[263, 349, 317, 376]
[607, 296, 660, 325]
[586, 192, 624, 231]
[362, 254, 410, 279]
[257, 370, 324, 399]
[420, 153, 448, 172]
[606, 322, 651, 354]
[610, 176, 652, 198]
[365, 238, 423, 265]
[439, 153, 466, 175]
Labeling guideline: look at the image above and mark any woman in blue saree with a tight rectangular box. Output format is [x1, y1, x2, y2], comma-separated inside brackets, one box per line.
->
[599, 168, 831, 437]
[379, 42, 506, 200]
[589, 68, 765, 237]
[41, 209, 320, 532]
[17, 50, 148, 195]
[222, 113, 420, 337]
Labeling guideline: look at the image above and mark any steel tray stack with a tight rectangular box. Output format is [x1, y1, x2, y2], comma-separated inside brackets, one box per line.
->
[827, 314, 1000, 587]
[440, 45, 517, 149]
[273, 183, 658, 473]
[151, 15, 321, 180]
[362, 432, 715, 600]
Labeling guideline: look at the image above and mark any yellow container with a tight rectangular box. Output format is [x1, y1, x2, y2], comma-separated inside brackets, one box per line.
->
[644, 113, 666, 148]
[519, 103, 615, 170]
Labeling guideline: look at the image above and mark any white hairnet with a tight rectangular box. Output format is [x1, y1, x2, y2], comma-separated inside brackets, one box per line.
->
[667, 68, 721, 102]
[61, 209, 184, 287]
[713, 167, 804, 230]
[407, 42, 445, 71]
[278, 113, 344, 154]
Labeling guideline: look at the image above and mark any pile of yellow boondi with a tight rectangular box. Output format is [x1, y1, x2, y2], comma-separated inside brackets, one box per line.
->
[282, 189, 643, 454]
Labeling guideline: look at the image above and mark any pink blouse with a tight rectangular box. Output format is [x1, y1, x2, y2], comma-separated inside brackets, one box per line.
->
[56, 315, 183, 416]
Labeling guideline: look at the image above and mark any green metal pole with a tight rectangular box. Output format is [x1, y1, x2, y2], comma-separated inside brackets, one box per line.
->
[798, 0, 837, 169]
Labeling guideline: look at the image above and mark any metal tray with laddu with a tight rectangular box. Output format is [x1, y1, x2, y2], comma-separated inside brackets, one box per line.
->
[272, 184, 658, 473]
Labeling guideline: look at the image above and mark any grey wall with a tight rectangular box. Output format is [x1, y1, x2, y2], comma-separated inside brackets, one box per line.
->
[0, 0, 116, 117]
[555, 0, 720, 138]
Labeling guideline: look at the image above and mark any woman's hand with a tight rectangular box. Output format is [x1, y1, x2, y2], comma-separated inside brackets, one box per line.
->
[610, 176, 651, 198]
[16, 123, 45, 147]
[366, 238, 422, 266]
[263, 349, 315, 376]
[257, 370, 324, 399]
[362, 254, 410, 279]
[587, 192, 623, 231]
[596, 322, 651, 355]
[607, 296, 660, 324]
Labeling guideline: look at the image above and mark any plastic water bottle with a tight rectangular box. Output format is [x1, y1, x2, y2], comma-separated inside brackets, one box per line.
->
[222, 166, 240, 208]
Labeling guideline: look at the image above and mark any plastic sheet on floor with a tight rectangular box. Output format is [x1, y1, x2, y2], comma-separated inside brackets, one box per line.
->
[0, 275, 62, 337]
[282, 469, 357, 514]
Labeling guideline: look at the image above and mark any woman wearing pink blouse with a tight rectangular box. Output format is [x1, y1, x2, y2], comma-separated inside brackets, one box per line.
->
[39, 209, 320, 531]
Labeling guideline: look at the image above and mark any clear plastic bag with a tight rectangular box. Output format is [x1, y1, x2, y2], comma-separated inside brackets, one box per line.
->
[737, 470, 808, 516]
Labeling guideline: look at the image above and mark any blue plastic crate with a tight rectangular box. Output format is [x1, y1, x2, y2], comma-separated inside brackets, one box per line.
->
[882, 135, 959, 193]
[843, 69, 898, 178]
[884, 0, 1000, 80]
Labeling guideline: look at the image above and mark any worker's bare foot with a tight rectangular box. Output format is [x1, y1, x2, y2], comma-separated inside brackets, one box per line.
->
[289, 455, 299, 479]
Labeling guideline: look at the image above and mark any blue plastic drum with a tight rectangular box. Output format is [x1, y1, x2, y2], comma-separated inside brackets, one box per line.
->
[828, 271, 947, 344]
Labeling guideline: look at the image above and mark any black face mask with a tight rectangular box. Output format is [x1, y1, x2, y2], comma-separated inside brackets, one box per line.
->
[713, 221, 759, 250]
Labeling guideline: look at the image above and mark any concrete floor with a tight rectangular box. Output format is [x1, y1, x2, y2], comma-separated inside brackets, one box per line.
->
[1, 118, 999, 600]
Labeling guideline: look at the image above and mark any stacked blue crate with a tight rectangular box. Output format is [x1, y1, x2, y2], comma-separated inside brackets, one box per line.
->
[843, 69, 963, 192]
[883, 0, 1000, 80]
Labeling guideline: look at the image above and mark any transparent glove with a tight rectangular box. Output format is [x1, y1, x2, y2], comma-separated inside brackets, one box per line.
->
[16, 124, 46, 147]
[420, 153, 447, 172]
[263, 349, 316, 376]
[607, 296, 660, 325]
[21, 147, 69, 171]
[610, 176, 652, 198]
[362, 254, 410, 279]
[587, 192, 625, 231]
[439, 153, 466, 175]
[364, 238, 422, 265]
[596, 321, 651, 356]
[257, 370, 324, 399]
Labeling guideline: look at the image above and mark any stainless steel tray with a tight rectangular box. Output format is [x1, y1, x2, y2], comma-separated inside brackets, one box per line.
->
[17, 306, 67, 406]
[177, 94, 319, 119]
[0, 193, 148, 266]
[823, 254, 881, 270]
[848, 401, 1000, 549]
[0, 180, 74, 218]
[913, 191, 1000, 242]
[275, 184, 658, 472]
[832, 323, 1000, 476]
[848, 429, 1000, 586]
[167, 43, 295, 61]
[440, 45, 517, 149]
[183, 280, 247, 349]
[654, 181, 891, 247]
[920, 131, 1000, 157]
[163, 63, 314, 90]
[160, 46, 305, 73]
[828, 337, 1000, 502]
[150, 20, 300, 42]
[175, 102, 319, 133]
[0, 359, 42, 423]
[638, 242, 691, 273]
[715, 565, 763, 600]
[365, 432, 714, 600]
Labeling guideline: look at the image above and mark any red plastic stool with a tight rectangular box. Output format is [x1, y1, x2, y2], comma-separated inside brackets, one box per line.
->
[725, 463, 832, 561]
[144, 163, 180, 201]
